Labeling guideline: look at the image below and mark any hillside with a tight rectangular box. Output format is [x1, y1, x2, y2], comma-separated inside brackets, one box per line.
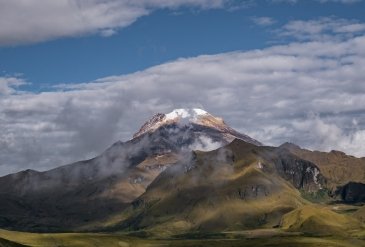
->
[103, 139, 325, 235]
[0, 109, 261, 232]
[280, 143, 365, 188]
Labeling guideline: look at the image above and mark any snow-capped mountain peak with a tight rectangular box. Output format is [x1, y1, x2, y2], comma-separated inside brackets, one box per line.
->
[165, 108, 208, 121]
[133, 108, 211, 138]
[132, 108, 262, 146]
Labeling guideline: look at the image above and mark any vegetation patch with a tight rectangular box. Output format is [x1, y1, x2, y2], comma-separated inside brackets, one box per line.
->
[300, 189, 330, 203]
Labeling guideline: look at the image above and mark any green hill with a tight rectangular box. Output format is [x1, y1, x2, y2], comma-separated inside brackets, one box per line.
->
[102, 139, 324, 235]
[281, 205, 363, 236]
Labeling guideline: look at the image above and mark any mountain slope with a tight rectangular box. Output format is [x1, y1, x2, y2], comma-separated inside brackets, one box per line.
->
[0, 109, 260, 232]
[279, 143, 365, 203]
[1, 108, 362, 236]
[0, 238, 29, 247]
[105, 139, 325, 235]
[280, 143, 365, 188]
[281, 205, 363, 236]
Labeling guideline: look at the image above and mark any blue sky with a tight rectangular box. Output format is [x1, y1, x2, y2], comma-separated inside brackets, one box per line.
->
[1, 0, 365, 175]
[1, 0, 364, 91]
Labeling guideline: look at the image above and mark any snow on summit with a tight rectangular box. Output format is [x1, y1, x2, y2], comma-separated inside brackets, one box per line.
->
[165, 108, 208, 121]
[133, 108, 214, 139]
[133, 108, 262, 146]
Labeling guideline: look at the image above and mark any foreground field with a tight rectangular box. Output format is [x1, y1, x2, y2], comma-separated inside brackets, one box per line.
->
[1, 229, 365, 247]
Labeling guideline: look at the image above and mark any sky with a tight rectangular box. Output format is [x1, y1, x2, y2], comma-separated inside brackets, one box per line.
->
[1, 0, 365, 175]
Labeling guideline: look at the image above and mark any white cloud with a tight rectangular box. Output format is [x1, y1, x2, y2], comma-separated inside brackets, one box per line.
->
[0, 77, 26, 95]
[1, 0, 362, 46]
[278, 17, 365, 41]
[291, 116, 365, 156]
[0, 0, 228, 46]
[1, 18, 365, 175]
[251, 16, 276, 26]
[188, 136, 223, 151]
[1, 0, 361, 46]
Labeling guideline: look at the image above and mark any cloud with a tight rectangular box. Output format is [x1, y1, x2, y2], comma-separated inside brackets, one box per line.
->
[188, 136, 223, 152]
[251, 16, 276, 26]
[0, 77, 27, 95]
[1, 17, 365, 175]
[2, 0, 361, 46]
[278, 17, 365, 41]
[0, 0, 228, 46]
[290, 115, 365, 156]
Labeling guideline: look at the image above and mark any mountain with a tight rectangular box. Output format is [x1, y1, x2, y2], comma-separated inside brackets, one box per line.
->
[280, 142, 365, 202]
[0, 108, 364, 238]
[99, 139, 326, 234]
[0, 108, 261, 232]
[132, 108, 261, 146]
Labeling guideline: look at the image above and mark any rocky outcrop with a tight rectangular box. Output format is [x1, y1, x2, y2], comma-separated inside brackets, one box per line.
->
[274, 153, 326, 192]
[336, 182, 365, 203]
[279, 142, 365, 188]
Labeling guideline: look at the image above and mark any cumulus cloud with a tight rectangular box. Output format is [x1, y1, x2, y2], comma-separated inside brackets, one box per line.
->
[1, 17, 365, 175]
[0, 0, 229, 46]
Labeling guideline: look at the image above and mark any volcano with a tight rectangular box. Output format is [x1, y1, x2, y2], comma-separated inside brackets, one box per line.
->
[0, 109, 261, 231]
[0, 109, 364, 237]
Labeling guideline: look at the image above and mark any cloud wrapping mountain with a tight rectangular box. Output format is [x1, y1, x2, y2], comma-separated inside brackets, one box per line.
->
[0, 18, 364, 175]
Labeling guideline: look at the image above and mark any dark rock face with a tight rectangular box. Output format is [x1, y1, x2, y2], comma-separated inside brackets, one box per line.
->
[336, 182, 365, 203]
[272, 151, 326, 192]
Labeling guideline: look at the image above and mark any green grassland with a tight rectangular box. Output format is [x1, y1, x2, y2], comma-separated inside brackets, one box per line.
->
[1, 203, 365, 247]
[2, 200, 365, 247]
[0, 237, 29, 247]
[1, 229, 365, 247]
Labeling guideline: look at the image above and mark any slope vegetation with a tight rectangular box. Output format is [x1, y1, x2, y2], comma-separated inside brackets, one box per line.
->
[281, 205, 363, 236]
[105, 139, 325, 235]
